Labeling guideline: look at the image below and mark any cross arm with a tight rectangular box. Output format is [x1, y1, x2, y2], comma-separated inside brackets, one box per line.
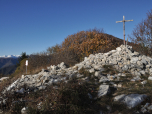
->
[116, 21, 123, 23]
[125, 19, 133, 22]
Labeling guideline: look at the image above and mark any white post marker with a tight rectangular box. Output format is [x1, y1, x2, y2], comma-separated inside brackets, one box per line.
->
[25, 60, 28, 74]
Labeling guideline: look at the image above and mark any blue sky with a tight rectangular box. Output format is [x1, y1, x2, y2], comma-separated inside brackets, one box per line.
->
[0, 0, 152, 56]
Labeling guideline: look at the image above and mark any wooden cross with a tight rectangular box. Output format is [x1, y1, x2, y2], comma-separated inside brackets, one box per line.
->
[116, 16, 133, 45]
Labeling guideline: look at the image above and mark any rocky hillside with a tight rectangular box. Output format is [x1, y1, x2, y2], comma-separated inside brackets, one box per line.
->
[1, 44, 152, 114]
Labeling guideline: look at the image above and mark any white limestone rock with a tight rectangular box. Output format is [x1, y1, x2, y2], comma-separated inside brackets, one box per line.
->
[141, 58, 148, 65]
[6, 78, 20, 92]
[109, 50, 117, 53]
[89, 68, 95, 73]
[124, 94, 148, 109]
[116, 47, 121, 51]
[58, 62, 66, 69]
[140, 70, 146, 75]
[95, 71, 102, 77]
[84, 57, 88, 61]
[130, 57, 138, 64]
[114, 94, 148, 109]
[148, 76, 152, 80]
[149, 68, 152, 74]
[21, 107, 28, 114]
[38, 86, 46, 90]
[131, 52, 140, 57]
[117, 83, 122, 87]
[141, 80, 147, 85]
[97, 85, 110, 98]
[50, 65, 58, 70]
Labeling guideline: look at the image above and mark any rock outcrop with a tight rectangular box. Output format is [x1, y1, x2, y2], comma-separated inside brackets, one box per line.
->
[1, 44, 152, 113]
[3, 45, 152, 94]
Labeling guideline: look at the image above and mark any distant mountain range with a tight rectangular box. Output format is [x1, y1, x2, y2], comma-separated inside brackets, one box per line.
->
[0, 55, 20, 75]
[0, 55, 21, 58]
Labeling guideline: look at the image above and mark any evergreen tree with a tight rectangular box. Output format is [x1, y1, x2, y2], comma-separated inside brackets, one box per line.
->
[17, 52, 28, 67]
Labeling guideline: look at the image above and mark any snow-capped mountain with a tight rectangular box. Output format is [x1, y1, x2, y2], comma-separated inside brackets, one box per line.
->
[0, 55, 21, 58]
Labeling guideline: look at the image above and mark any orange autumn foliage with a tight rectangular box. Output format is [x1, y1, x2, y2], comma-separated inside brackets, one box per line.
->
[52, 29, 123, 61]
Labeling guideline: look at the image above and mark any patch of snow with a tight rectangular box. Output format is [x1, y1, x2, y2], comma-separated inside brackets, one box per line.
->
[0, 55, 21, 58]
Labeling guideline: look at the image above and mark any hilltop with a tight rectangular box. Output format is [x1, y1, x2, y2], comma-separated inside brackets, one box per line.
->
[0, 29, 151, 114]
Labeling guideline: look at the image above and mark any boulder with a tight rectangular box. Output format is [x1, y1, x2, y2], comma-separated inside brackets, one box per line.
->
[95, 71, 102, 77]
[6, 78, 20, 91]
[21, 107, 28, 114]
[130, 57, 138, 64]
[0, 77, 9, 82]
[114, 94, 148, 109]
[148, 76, 152, 80]
[141, 80, 147, 85]
[140, 70, 146, 75]
[59, 62, 66, 69]
[89, 68, 95, 73]
[97, 85, 110, 98]
[141, 59, 148, 65]
[131, 52, 140, 57]
[149, 68, 152, 74]
[94, 65, 104, 71]
[116, 47, 121, 51]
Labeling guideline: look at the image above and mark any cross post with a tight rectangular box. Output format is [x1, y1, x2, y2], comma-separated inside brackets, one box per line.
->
[116, 16, 133, 45]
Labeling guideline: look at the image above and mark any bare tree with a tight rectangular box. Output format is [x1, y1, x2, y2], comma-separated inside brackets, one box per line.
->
[129, 9, 152, 56]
